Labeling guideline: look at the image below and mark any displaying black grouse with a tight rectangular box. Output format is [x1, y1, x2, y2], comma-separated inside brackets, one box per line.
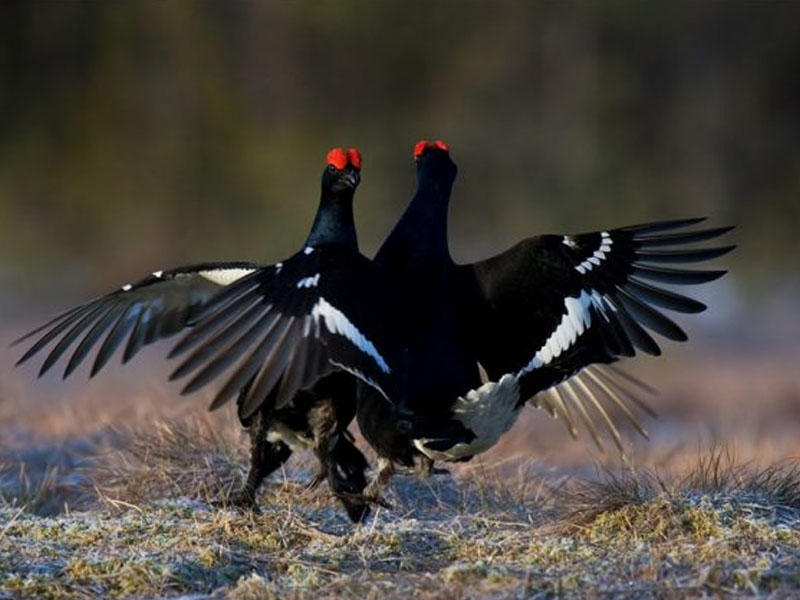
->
[13, 147, 378, 521]
[354, 140, 735, 502]
[167, 147, 400, 520]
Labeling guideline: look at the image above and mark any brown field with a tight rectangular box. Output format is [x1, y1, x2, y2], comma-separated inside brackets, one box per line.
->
[2, 323, 800, 598]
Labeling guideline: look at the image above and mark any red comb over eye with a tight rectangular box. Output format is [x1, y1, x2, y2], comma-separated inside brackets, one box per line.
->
[413, 140, 429, 158]
[326, 147, 348, 170]
[414, 139, 450, 159]
[347, 148, 362, 170]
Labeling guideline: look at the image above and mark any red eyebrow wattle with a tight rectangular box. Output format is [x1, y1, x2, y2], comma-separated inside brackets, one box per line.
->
[326, 148, 348, 170]
[413, 140, 429, 158]
[414, 139, 450, 159]
[347, 148, 362, 170]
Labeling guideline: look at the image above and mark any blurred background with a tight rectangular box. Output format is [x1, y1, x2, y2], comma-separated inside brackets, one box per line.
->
[1, 2, 799, 497]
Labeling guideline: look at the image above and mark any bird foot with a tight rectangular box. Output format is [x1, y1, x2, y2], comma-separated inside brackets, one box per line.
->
[337, 491, 393, 511]
[214, 491, 262, 515]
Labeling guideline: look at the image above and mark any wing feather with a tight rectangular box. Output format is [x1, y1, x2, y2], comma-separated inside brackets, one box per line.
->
[467, 218, 732, 451]
[171, 248, 396, 419]
[13, 262, 259, 377]
[64, 303, 127, 378]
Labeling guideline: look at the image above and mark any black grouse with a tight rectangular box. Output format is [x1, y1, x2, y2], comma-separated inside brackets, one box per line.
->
[167, 147, 399, 520]
[13, 147, 378, 521]
[354, 140, 735, 502]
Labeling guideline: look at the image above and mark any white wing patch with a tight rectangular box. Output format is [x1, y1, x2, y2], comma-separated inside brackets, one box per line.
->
[518, 290, 599, 375]
[413, 374, 522, 461]
[296, 273, 320, 288]
[311, 297, 391, 374]
[198, 268, 257, 286]
[575, 231, 613, 275]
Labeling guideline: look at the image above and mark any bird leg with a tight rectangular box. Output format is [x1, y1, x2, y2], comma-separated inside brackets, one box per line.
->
[416, 455, 434, 476]
[327, 434, 371, 522]
[306, 399, 372, 521]
[306, 400, 338, 486]
[225, 410, 292, 512]
[414, 455, 451, 477]
[362, 457, 395, 508]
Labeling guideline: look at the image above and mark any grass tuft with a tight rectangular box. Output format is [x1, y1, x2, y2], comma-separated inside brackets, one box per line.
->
[561, 448, 800, 529]
[0, 457, 88, 516]
[89, 417, 248, 506]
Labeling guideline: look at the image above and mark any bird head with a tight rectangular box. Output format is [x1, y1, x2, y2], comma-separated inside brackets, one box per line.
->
[413, 139, 457, 183]
[323, 147, 362, 193]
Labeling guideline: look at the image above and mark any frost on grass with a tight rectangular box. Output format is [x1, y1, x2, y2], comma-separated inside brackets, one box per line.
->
[2, 422, 800, 598]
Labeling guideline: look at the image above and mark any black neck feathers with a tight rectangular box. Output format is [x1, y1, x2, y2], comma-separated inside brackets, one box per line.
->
[376, 156, 456, 265]
[305, 187, 358, 250]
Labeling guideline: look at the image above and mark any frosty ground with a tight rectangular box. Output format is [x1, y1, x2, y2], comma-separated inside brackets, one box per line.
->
[3, 417, 800, 599]
[2, 341, 800, 598]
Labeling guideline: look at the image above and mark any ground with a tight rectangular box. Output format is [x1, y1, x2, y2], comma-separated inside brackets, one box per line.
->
[3, 419, 800, 599]
[2, 343, 800, 598]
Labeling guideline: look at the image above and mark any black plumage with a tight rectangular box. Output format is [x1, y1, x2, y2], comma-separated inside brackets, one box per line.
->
[355, 141, 734, 503]
[168, 147, 396, 520]
[14, 140, 736, 520]
[170, 247, 394, 420]
[466, 217, 734, 402]
[13, 148, 378, 521]
[13, 262, 259, 377]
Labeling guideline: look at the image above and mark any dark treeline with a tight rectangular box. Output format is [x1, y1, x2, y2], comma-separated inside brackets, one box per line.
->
[1, 2, 798, 308]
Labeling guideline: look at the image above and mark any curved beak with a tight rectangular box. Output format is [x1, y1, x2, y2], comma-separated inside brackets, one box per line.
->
[342, 168, 360, 189]
[333, 166, 360, 192]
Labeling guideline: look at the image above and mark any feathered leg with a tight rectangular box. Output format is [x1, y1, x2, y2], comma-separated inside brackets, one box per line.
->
[228, 408, 293, 511]
[362, 457, 395, 508]
[327, 433, 371, 522]
[227, 379, 293, 511]
[414, 455, 450, 477]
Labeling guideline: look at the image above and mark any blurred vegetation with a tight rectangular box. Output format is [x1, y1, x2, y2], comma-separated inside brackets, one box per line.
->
[1, 2, 798, 312]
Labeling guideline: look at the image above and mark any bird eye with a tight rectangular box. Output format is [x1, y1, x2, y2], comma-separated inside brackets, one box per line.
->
[327, 164, 337, 172]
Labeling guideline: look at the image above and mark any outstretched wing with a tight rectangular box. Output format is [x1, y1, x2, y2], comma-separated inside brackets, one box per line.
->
[12, 262, 259, 378]
[168, 246, 395, 420]
[528, 364, 657, 453]
[462, 217, 733, 444]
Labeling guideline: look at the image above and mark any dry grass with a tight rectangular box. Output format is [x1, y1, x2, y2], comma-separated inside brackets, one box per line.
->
[562, 449, 800, 527]
[2, 340, 800, 597]
[2, 417, 800, 598]
[92, 418, 249, 506]
[0, 447, 97, 517]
